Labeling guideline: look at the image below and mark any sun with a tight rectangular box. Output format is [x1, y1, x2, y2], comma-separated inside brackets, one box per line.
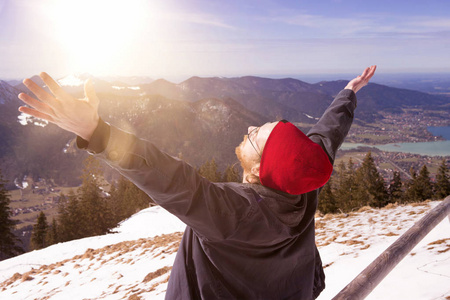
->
[46, 0, 150, 75]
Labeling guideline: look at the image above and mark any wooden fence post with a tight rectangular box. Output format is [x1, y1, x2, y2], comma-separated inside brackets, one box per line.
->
[332, 196, 450, 300]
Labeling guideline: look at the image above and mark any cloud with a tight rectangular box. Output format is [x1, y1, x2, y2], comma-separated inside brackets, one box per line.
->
[406, 17, 450, 28]
[269, 13, 366, 29]
[256, 10, 450, 40]
[158, 12, 236, 30]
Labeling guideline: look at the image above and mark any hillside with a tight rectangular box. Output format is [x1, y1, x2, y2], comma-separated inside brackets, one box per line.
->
[0, 200, 449, 299]
[0, 75, 448, 188]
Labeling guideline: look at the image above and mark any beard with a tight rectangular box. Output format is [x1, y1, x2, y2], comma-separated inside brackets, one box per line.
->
[235, 139, 262, 184]
[235, 137, 254, 174]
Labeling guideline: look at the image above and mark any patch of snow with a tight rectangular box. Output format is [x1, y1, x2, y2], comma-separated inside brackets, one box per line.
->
[0, 202, 448, 299]
[58, 75, 84, 87]
[112, 86, 140, 91]
[17, 113, 29, 125]
[17, 112, 48, 127]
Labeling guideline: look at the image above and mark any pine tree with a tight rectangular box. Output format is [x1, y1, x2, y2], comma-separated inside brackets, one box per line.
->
[222, 164, 241, 182]
[404, 167, 419, 203]
[318, 177, 338, 214]
[48, 218, 59, 246]
[198, 158, 222, 182]
[108, 181, 121, 223]
[0, 169, 23, 260]
[334, 159, 360, 212]
[434, 159, 450, 199]
[57, 191, 84, 242]
[388, 171, 403, 203]
[355, 152, 388, 207]
[416, 164, 433, 201]
[31, 211, 49, 250]
[78, 156, 113, 237]
[109, 176, 153, 224]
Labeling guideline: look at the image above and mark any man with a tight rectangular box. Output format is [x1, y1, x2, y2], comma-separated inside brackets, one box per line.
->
[18, 65, 376, 299]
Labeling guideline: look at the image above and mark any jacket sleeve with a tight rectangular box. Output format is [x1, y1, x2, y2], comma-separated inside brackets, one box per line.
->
[307, 89, 357, 164]
[77, 119, 253, 241]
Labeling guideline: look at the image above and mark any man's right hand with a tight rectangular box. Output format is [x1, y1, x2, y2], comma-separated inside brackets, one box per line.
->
[18, 72, 100, 142]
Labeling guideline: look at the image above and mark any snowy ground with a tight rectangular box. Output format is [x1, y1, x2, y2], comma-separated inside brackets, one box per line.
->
[0, 201, 449, 299]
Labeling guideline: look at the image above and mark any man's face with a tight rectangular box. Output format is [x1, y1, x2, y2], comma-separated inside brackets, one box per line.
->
[235, 121, 279, 172]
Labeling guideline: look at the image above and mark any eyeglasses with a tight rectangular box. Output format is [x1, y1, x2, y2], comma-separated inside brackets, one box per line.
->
[248, 126, 262, 158]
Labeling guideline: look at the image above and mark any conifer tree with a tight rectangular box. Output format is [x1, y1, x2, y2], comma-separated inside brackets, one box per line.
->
[108, 181, 121, 223]
[57, 191, 84, 242]
[416, 164, 433, 201]
[109, 176, 152, 224]
[0, 169, 23, 260]
[388, 171, 403, 203]
[355, 152, 388, 207]
[334, 160, 348, 211]
[48, 218, 59, 246]
[334, 159, 360, 212]
[31, 211, 49, 250]
[318, 177, 338, 214]
[78, 156, 113, 237]
[434, 159, 450, 199]
[198, 158, 222, 182]
[222, 164, 241, 182]
[404, 167, 421, 203]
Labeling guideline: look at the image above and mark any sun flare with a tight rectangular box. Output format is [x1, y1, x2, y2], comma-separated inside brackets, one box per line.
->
[47, 0, 150, 75]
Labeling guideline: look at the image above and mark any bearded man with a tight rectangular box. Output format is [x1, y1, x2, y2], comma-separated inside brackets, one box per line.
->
[19, 65, 376, 299]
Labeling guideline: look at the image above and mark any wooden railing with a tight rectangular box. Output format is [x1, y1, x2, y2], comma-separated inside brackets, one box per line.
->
[332, 196, 450, 300]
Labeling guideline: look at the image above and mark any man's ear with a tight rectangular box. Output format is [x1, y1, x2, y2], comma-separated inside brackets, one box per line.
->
[251, 163, 260, 178]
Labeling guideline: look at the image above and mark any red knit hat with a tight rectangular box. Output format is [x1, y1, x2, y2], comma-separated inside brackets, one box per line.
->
[260, 120, 333, 195]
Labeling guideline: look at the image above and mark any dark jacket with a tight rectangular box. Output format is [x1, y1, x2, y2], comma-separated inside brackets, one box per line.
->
[78, 89, 357, 299]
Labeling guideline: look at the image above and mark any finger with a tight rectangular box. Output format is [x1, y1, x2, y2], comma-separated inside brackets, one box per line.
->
[18, 93, 55, 116]
[23, 78, 58, 107]
[360, 67, 371, 79]
[84, 79, 99, 108]
[18, 106, 56, 124]
[363, 65, 376, 82]
[39, 72, 70, 99]
[368, 65, 377, 78]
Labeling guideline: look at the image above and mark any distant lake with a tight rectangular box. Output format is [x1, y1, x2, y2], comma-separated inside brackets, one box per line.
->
[341, 141, 450, 156]
[341, 126, 450, 156]
[428, 126, 450, 140]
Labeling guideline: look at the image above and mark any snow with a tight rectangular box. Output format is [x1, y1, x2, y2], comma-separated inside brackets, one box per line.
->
[113, 86, 141, 90]
[1, 201, 449, 299]
[57, 75, 84, 87]
[17, 112, 49, 127]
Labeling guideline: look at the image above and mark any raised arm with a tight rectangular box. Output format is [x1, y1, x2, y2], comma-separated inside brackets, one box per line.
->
[18, 72, 253, 240]
[18, 72, 100, 141]
[307, 65, 376, 164]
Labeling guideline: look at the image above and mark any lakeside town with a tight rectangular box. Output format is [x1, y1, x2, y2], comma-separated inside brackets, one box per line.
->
[346, 109, 449, 144]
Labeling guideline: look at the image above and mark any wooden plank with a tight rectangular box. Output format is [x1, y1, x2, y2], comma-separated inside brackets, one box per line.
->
[332, 196, 450, 300]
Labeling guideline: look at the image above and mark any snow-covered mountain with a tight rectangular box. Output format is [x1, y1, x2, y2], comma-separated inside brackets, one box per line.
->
[99, 75, 154, 86]
[0, 200, 449, 299]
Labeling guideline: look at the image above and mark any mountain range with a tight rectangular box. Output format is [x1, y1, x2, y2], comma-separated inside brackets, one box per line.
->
[0, 75, 449, 187]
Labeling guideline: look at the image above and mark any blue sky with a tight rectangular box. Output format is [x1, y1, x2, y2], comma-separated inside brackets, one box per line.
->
[1, 0, 450, 80]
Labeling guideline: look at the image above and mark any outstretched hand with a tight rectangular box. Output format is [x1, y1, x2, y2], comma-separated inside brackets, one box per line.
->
[18, 73, 100, 141]
[345, 65, 377, 93]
